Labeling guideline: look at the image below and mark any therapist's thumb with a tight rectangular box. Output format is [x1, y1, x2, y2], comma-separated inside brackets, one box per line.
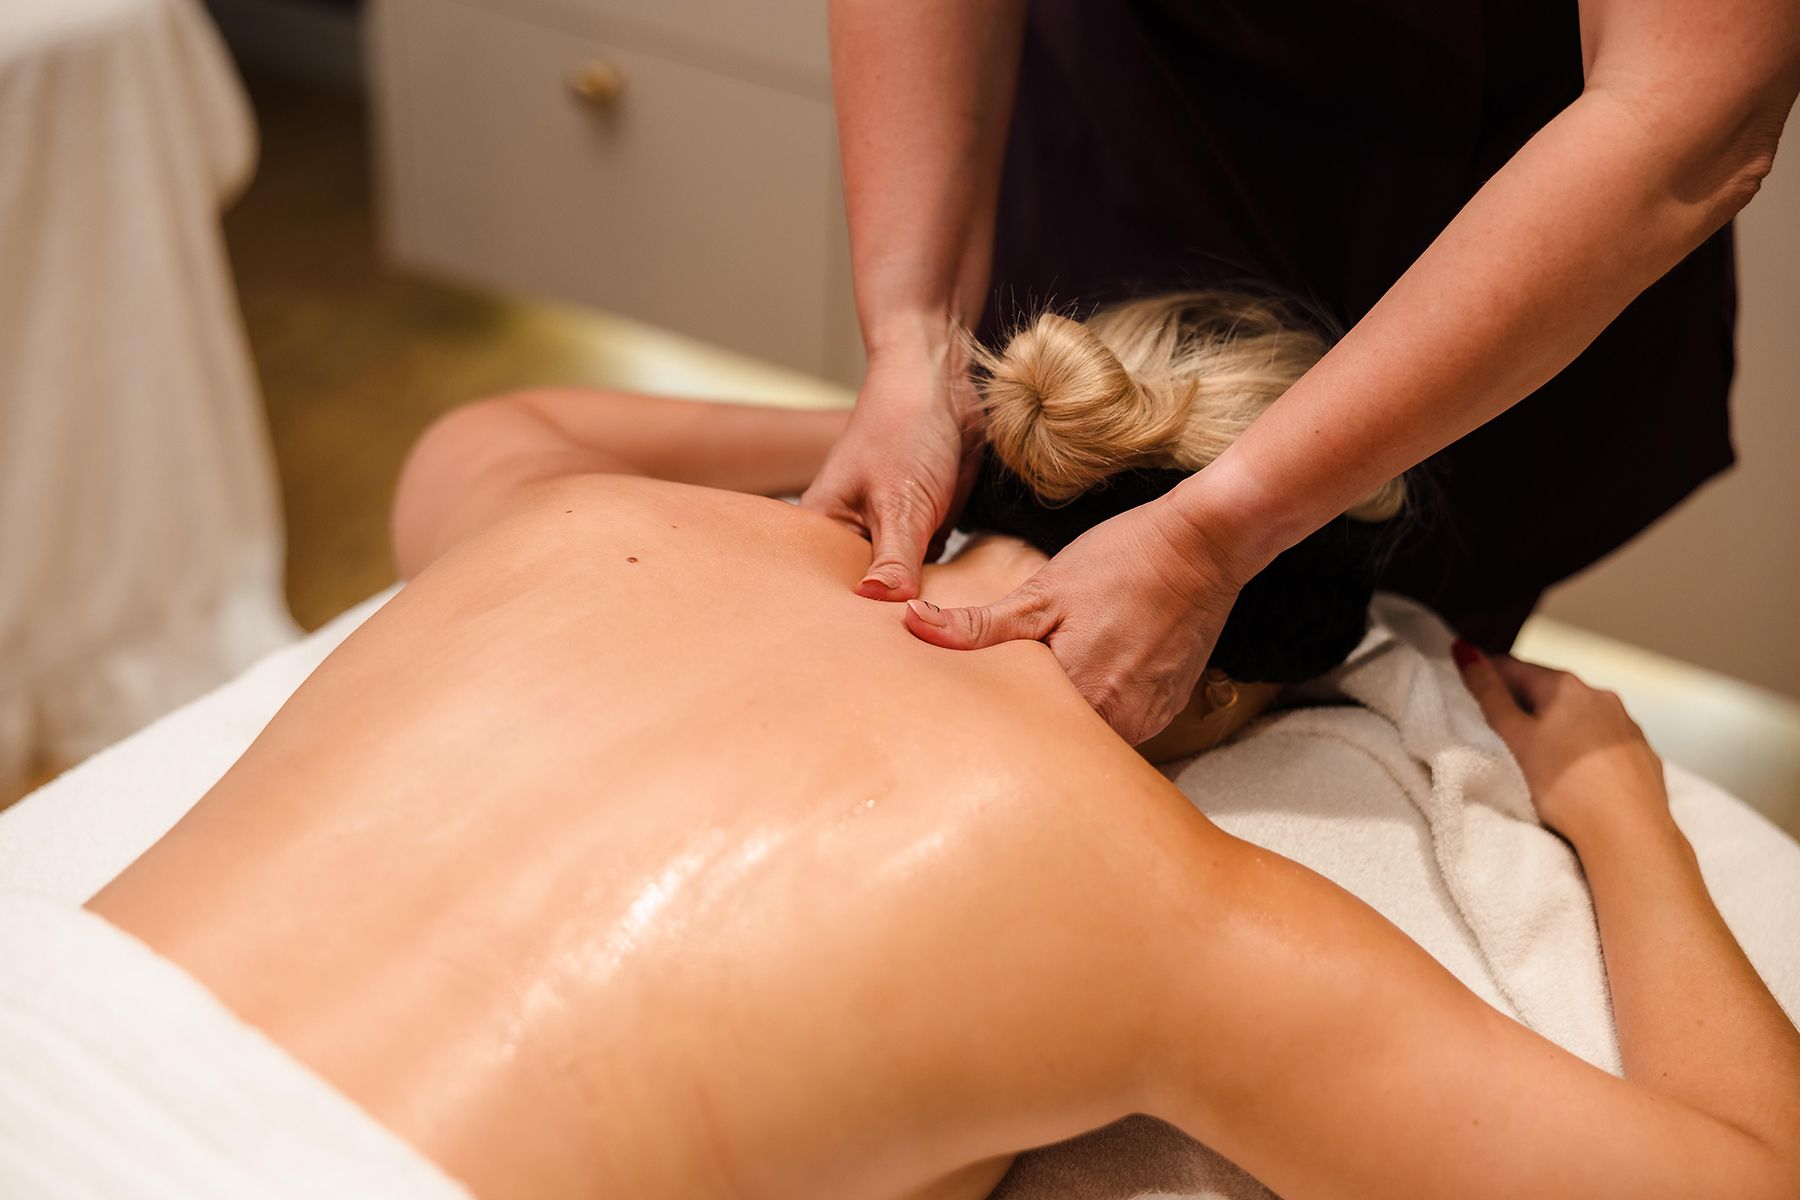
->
[904, 587, 1059, 651]
[858, 545, 924, 602]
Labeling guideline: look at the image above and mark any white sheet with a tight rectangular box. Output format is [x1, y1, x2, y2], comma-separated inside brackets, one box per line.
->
[0, 587, 395, 905]
[0, 893, 469, 1199]
[2, 586, 1797, 1200]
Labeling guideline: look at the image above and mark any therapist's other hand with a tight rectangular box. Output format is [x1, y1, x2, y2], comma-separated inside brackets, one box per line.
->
[801, 347, 984, 602]
[903, 497, 1247, 745]
[1454, 645, 1668, 843]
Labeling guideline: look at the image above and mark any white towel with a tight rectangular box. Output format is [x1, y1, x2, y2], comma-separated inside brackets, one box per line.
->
[0, 893, 469, 1199]
[1300, 594, 1619, 1070]
[0, 588, 398, 905]
[995, 595, 1800, 1198]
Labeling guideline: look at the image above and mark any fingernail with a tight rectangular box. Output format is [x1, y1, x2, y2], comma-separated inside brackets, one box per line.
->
[1451, 639, 1482, 668]
[907, 599, 946, 628]
[861, 573, 898, 594]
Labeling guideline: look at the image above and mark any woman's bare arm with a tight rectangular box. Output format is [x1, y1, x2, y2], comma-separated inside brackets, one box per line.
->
[1457, 647, 1800, 1170]
[1140, 650, 1799, 1199]
[1181, 0, 1800, 559]
[391, 390, 848, 578]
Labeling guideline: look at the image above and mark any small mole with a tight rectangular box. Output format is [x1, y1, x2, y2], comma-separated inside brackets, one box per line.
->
[627, 557, 638, 563]
[565, 510, 573, 514]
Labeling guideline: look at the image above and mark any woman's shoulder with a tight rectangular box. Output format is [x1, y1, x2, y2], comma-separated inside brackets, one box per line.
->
[438, 472, 875, 596]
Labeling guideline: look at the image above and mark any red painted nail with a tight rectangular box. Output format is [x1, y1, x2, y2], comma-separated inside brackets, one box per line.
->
[1451, 639, 1482, 668]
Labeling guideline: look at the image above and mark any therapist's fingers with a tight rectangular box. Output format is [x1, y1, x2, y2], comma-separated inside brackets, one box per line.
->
[802, 355, 983, 603]
[855, 484, 938, 601]
[1453, 640, 1531, 739]
[904, 583, 1060, 651]
[859, 451, 987, 600]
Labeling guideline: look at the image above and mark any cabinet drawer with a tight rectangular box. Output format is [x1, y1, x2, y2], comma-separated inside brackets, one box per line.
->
[449, 0, 831, 87]
[377, 0, 859, 382]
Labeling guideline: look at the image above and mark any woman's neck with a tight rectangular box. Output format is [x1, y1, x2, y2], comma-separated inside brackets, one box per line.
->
[918, 533, 1279, 763]
[918, 534, 1049, 609]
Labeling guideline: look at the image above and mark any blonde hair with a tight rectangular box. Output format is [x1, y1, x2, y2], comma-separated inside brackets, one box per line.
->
[972, 293, 1405, 521]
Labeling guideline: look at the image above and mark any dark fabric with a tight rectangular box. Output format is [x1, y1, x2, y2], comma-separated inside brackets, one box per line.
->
[1453, 590, 1544, 656]
[960, 458, 1392, 682]
[981, 0, 1737, 643]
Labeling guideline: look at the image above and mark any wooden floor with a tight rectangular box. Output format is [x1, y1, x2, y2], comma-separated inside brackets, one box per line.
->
[226, 74, 848, 633]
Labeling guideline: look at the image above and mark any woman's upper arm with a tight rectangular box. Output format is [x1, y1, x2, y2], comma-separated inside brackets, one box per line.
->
[1155, 846, 1793, 1200]
[390, 389, 848, 579]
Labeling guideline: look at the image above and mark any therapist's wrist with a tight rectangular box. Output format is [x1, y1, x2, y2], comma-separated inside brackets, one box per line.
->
[861, 304, 969, 366]
[1159, 455, 1311, 590]
[857, 307, 983, 423]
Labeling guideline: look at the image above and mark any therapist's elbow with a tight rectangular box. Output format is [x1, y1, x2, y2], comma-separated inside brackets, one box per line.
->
[1699, 106, 1784, 217]
[1633, 83, 1782, 217]
[1595, 54, 1795, 226]
[1661, 65, 1798, 222]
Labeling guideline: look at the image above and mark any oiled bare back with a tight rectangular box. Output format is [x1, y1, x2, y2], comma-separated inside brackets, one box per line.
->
[90, 477, 1221, 1200]
[89, 473, 1784, 1200]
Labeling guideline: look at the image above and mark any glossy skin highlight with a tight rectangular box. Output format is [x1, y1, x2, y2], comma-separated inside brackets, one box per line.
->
[88, 392, 1800, 1200]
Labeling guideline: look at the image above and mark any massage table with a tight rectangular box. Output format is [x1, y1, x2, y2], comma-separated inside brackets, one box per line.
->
[2, 587, 1797, 1199]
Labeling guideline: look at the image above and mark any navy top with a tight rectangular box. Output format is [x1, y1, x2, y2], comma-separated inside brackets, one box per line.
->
[980, 0, 1736, 645]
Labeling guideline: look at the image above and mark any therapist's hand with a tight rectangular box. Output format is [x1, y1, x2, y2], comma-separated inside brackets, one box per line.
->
[802, 345, 985, 601]
[903, 495, 1252, 744]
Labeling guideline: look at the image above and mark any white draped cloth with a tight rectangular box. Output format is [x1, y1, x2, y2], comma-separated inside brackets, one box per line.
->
[0, 0, 297, 786]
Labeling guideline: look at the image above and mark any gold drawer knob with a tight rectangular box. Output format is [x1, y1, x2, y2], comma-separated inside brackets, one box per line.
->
[570, 60, 626, 106]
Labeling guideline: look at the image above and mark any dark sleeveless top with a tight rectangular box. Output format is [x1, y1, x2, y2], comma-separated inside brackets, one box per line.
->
[977, 0, 1737, 646]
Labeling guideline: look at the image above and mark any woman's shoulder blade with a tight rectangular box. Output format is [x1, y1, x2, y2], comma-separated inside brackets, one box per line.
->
[467, 474, 874, 583]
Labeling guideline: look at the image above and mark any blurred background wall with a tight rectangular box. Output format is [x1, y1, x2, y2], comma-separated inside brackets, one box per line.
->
[1538, 147, 1800, 701]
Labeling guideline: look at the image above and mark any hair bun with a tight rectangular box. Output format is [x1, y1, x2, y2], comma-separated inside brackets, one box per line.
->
[972, 292, 1404, 520]
[976, 313, 1185, 504]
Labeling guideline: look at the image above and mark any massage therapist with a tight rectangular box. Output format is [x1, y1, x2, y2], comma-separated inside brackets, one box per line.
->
[800, 0, 1800, 743]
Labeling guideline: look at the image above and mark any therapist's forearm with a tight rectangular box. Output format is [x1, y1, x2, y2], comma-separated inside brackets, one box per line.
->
[1177, 61, 1797, 575]
[829, 0, 1026, 363]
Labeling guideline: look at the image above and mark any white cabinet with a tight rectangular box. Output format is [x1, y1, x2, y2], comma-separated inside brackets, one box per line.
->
[370, 0, 863, 386]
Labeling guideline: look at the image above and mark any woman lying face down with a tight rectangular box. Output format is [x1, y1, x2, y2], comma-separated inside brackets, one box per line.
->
[85, 296, 1800, 1200]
